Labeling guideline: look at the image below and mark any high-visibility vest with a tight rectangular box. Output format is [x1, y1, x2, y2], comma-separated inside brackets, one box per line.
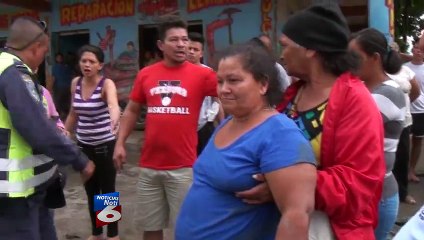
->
[0, 52, 57, 198]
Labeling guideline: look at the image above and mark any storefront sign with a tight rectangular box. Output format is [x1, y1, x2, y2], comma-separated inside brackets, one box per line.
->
[187, 0, 248, 13]
[0, 10, 39, 30]
[60, 0, 134, 26]
[0, 15, 8, 29]
[138, 0, 178, 16]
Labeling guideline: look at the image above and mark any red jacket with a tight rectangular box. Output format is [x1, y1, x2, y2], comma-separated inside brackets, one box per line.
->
[277, 73, 385, 240]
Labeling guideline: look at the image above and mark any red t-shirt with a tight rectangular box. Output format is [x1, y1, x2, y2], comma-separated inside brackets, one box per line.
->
[130, 61, 217, 170]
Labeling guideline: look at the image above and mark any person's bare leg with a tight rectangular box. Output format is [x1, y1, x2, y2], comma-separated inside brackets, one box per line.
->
[404, 195, 416, 205]
[87, 235, 104, 240]
[409, 136, 422, 182]
[107, 236, 120, 240]
[144, 230, 163, 240]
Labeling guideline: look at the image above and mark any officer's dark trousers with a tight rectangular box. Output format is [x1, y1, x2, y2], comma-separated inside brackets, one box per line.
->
[0, 192, 57, 240]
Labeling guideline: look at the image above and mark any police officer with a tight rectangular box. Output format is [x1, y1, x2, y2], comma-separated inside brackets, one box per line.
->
[0, 17, 95, 240]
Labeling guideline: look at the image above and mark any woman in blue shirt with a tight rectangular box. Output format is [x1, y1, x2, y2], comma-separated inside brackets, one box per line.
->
[175, 43, 317, 240]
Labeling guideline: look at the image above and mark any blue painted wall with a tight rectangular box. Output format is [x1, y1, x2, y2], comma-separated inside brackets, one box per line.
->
[369, 0, 392, 40]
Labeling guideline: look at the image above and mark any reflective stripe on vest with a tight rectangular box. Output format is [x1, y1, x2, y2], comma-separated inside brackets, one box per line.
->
[0, 165, 57, 193]
[0, 155, 54, 171]
[0, 52, 56, 198]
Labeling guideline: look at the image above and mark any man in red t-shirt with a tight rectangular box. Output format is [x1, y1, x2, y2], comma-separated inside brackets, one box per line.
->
[113, 16, 217, 240]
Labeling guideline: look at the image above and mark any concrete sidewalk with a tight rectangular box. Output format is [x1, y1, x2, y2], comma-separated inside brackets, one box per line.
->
[54, 130, 424, 240]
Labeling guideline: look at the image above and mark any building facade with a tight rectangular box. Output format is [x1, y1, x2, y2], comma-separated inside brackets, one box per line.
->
[0, 0, 394, 101]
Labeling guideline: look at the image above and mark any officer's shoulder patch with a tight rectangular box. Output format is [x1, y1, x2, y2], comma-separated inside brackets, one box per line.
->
[20, 73, 41, 102]
[20, 73, 33, 83]
[15, 63, 26, 69]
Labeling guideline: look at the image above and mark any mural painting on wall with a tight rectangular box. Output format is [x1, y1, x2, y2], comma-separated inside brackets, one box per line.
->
[185, 0, 249, 62]
[186, 0, 252, 62]
[96, 25, 138, 102]
[97, 25, 116, 64]
[138, 0, 179, 20]
[60, 0, 134, 25]
[206, 7, 241, 62]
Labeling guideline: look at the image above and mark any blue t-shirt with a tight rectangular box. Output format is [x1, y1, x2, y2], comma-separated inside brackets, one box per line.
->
[175, 114, 316, 240]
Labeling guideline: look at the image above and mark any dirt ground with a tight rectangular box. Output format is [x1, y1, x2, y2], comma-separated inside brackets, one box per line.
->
[54, 131, 169, 240]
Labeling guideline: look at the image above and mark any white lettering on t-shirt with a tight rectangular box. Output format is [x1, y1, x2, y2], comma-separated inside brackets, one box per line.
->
[147, 106, 190, 115]
[150, 86, 187, 97]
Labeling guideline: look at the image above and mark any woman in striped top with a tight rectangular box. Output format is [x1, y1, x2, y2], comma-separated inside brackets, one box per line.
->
[349, 28, 406, 240]
[65, 45, 120, 240]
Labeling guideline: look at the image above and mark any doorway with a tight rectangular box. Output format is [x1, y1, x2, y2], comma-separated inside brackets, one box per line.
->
[188, 21, 203, 35]
[51, 30, 90, 77]
[138, 25, 159, 68]
[138, 20, 204, 68]
[48, 30, 89, 120]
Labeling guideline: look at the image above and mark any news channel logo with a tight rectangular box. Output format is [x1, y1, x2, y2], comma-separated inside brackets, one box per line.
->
[94, 192, 122, 227]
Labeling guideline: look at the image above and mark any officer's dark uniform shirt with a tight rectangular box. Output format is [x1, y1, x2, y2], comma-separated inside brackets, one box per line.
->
[0, 52, 88, 171]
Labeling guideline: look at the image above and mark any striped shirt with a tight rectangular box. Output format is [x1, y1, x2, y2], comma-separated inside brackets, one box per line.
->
[372, 80, 406, 199]
[73, 77, 115, 145]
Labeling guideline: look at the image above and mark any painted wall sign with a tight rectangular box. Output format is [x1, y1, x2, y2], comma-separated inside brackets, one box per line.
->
[0, 15, 8, 29]
[0, 10, 39, 30]
[138, 0, 179, 17]
[60, 0, 134, 26]
[187, 0, 248, 13]
[261, 0, 272, 34]
[10, 10, 40, 23]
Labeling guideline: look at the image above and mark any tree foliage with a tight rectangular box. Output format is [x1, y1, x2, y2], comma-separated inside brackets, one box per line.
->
[394, 0, 424, 51]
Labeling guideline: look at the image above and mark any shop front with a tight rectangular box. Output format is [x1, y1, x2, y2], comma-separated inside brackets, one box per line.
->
[0, 0, 394, 101]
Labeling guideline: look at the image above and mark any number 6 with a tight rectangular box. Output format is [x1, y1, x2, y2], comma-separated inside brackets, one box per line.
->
[97, 205, 121, 223]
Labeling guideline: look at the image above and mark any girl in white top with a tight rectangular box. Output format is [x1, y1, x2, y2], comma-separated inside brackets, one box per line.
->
[387, 45, 421, 204]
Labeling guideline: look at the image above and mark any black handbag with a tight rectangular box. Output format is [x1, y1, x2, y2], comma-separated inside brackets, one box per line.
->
[44, 170, 67, 209]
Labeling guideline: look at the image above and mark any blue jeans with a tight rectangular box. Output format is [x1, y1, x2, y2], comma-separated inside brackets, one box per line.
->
[375, 193, 399, 240]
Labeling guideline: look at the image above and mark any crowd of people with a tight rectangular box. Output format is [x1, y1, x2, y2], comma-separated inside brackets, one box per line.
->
[0, 2, 423, 240]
